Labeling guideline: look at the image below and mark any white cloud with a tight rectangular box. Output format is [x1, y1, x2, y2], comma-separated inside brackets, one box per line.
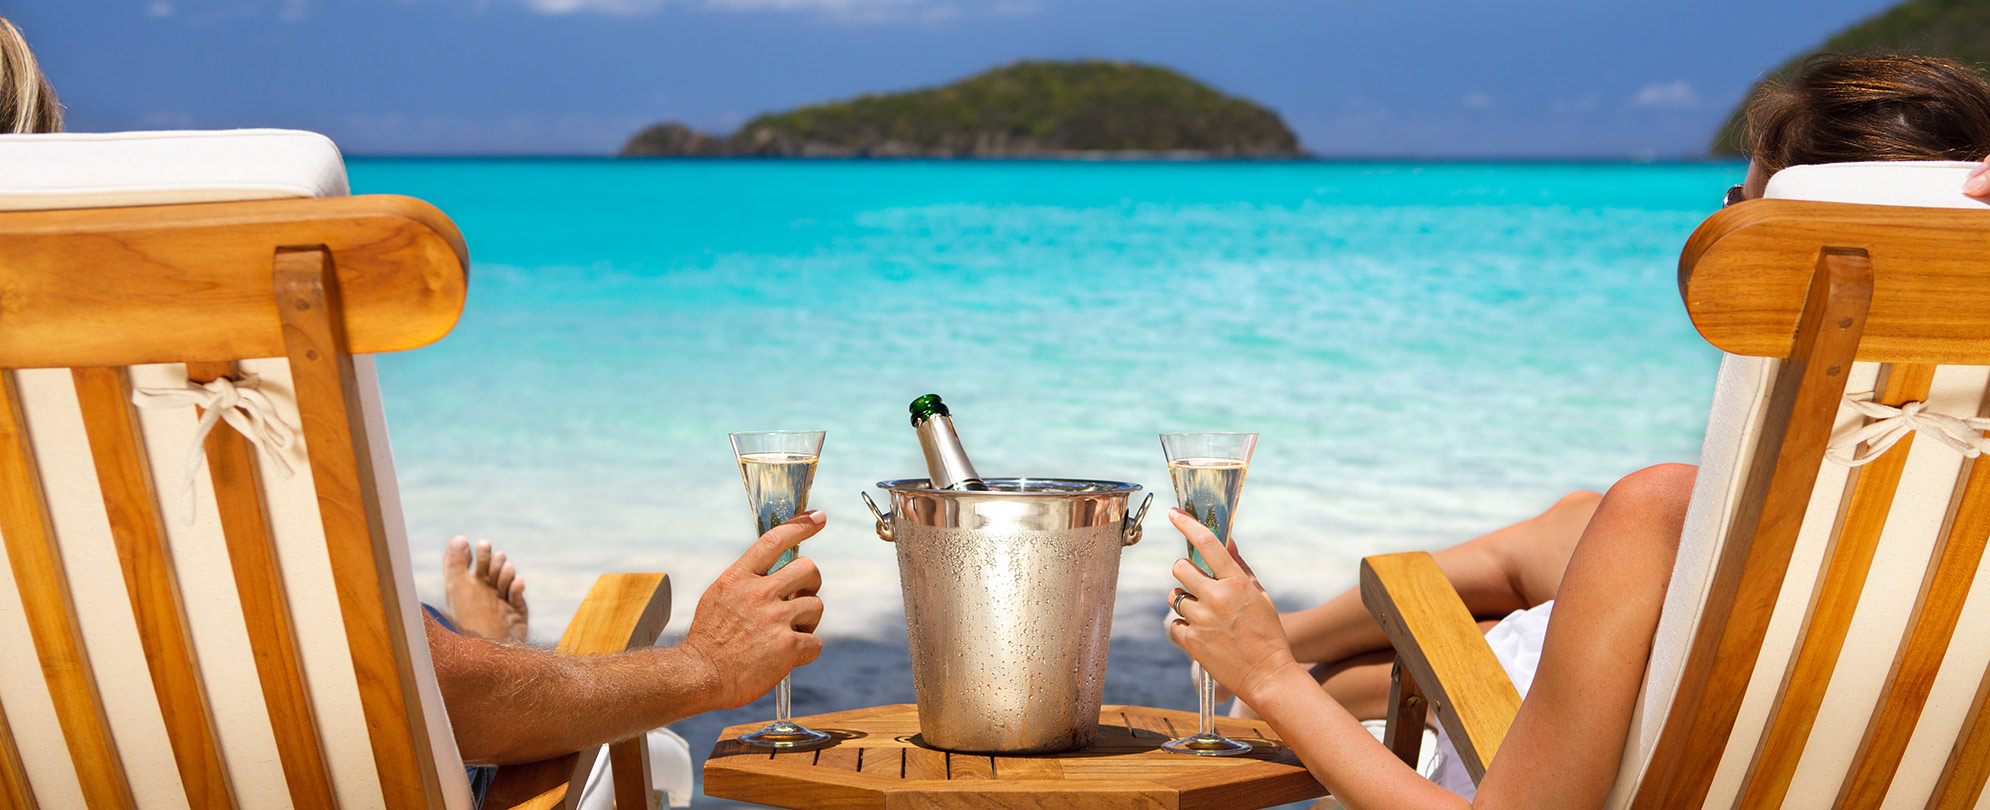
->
[147, 1, 176, 17]
[1461, 93, 1493, 110]
[1629, 80, 1698, 110]
[520, 0, 1035, 22]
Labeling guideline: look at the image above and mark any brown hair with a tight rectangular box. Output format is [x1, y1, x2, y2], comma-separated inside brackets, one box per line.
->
[1747, 53, 1990, 175]
[0, 16, 61, 134]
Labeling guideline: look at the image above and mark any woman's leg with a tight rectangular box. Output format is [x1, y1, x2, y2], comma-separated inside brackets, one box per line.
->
[1226, 490, 1602, 720]
[1280, 489, 1602, 667]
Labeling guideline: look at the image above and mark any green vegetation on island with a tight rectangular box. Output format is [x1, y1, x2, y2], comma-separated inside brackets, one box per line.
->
[1710, 0, 1990, 154]
[621, 60, 1303, 159]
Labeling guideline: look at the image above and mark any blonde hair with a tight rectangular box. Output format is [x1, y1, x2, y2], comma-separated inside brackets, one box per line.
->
[0, 17, 61, 133]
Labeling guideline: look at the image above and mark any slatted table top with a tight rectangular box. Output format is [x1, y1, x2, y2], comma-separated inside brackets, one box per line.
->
[704, 704, 1326, 809]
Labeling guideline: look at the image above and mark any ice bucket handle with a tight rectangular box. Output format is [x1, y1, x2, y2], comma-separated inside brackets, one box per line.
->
[1122, 493, 1153, 546]
[862, 491, 892, 542]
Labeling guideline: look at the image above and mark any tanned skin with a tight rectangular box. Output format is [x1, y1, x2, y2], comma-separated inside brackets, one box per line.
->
[1169, 464, 1692, 809]
[430, 511, 829, 765]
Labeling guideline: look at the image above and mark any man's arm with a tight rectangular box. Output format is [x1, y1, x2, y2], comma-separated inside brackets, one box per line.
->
[432, 511, 828, 765]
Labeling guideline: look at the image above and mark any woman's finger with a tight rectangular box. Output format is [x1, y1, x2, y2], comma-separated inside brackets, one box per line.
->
[1172, 556, 1215, 592]
[1170, 508, 1246, 579]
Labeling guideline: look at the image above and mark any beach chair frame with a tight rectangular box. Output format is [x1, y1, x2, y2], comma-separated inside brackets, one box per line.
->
[1361, 198, 1990, 809]
[0, 194, 666, 810]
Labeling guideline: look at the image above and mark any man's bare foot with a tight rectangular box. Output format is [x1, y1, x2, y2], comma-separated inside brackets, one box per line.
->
[443, 535, 530, 643]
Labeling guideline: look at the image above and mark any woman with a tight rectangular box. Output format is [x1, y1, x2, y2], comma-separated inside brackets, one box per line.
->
[0, 16, 60, 134]
[1169, 53, 1990, 809]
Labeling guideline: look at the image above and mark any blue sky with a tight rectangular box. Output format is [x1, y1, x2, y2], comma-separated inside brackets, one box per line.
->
[12, 0, 1901, 157]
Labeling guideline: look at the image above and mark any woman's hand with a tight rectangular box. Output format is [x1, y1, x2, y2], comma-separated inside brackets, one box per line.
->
[1967, 156, 1989, 198]
[1164, 508, 1301, 707]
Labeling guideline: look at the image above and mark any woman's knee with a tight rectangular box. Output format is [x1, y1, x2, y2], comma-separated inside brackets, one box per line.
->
[1608, 464, 1695, 506]
[1597, 464, 1697, 550]
[1551, 489, 1604, 515]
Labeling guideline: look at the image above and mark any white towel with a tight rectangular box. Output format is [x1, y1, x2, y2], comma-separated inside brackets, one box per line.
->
[1428, 600, 1555, 798]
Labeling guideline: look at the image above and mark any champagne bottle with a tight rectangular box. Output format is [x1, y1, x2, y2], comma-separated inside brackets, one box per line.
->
[908, 394, 990, 491]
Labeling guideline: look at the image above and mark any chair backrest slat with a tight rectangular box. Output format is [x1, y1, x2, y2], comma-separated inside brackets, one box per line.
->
[275, 248, 444, 810]
[70, 365, 239, 810]
[1835, 434, 1990, 808]
[1630, 249, 1875, 810]
[185, 358, 340, 809]
[0, 685, 39, 809]
[0, 372, 138, 810]
[1927, 664, 1990, 810]
[1733, 362, 1937, 809]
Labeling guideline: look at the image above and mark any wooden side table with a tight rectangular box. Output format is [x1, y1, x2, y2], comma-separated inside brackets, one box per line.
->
[704, 704, 1326, 809]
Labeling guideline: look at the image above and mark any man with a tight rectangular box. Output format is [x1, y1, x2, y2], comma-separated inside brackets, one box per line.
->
[427, 511, 827, 766]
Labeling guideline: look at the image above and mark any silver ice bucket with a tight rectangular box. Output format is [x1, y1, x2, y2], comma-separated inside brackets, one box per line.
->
[865, 478, 1150, 753]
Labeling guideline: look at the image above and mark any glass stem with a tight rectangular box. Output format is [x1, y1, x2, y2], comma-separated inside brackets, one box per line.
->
[776, 674, 793, 724]
[1199, 670, 1216, 736]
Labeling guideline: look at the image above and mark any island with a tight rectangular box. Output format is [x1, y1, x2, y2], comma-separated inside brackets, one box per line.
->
[620, 60, 1304, 159]
[1710, 0, 1990, 154]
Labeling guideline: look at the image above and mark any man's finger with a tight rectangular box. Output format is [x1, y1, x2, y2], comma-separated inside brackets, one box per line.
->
[737, 511, 827, 575]
[795, 633, 824, 665]
[765, 555, 822, 598]
[1170, 508, 1245, 579]
[790, 595, 825, 633]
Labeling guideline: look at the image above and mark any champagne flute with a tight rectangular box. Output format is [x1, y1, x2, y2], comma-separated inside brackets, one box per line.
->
[1160, 432, 1257, 757]
[731, 430, 832, 749]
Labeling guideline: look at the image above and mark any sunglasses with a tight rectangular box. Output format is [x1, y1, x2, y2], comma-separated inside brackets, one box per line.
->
[1723, 184, 1746, 208]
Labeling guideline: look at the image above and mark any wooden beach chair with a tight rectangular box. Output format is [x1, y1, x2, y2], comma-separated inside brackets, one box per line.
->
[1361, 160, 1990, 808]
[0, 130, 669, 810]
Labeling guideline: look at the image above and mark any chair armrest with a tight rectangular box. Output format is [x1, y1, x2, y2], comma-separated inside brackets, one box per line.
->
[1361, 552, 1519, 783]
[556, 573, 672, 656]
[487, 573, 672, 810]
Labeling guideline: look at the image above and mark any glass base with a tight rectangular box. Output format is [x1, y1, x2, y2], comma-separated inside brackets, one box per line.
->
[739, 721, 833, 750]
[1162, 732, 1252, 757]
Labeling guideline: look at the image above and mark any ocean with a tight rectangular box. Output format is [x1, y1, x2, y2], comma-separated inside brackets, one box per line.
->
[348, 158, 1741, 804]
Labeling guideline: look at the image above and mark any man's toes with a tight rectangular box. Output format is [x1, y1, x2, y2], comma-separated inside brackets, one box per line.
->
[473, 539, 494, 580]
[506, 576, 527, 610]
[443, 535, 472, 574]
[493, 556, 516, 595]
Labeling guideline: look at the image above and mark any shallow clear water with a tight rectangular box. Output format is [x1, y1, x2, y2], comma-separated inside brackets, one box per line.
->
[352, 158, 1738, 645]
[349, 158, 1740, 804]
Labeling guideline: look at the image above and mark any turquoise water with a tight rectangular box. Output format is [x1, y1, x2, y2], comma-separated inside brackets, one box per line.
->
[349, 159, 1741, 645]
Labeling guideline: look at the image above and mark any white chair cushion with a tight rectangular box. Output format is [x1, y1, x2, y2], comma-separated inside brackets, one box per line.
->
[1765, 160, 1990, 209]
[1603, 161, 1990, 809]
[0, 129, 348, 210]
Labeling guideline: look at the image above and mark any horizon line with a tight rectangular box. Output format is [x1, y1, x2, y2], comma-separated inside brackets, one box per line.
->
[344, 152, 1748, 164]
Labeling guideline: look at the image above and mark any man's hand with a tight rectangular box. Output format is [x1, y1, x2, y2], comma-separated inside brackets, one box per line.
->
[1967, 156, 1989, 198]
[681, 510, 828, 710]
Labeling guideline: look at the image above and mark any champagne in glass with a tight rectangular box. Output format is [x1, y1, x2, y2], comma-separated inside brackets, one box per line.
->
[731, 430, 832, 750]
[1160, 432, 1257, 757]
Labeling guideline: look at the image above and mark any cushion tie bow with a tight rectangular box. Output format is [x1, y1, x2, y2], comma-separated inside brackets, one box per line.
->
[1825, 393, 1990, 468]
[130, 373, 298, 523]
